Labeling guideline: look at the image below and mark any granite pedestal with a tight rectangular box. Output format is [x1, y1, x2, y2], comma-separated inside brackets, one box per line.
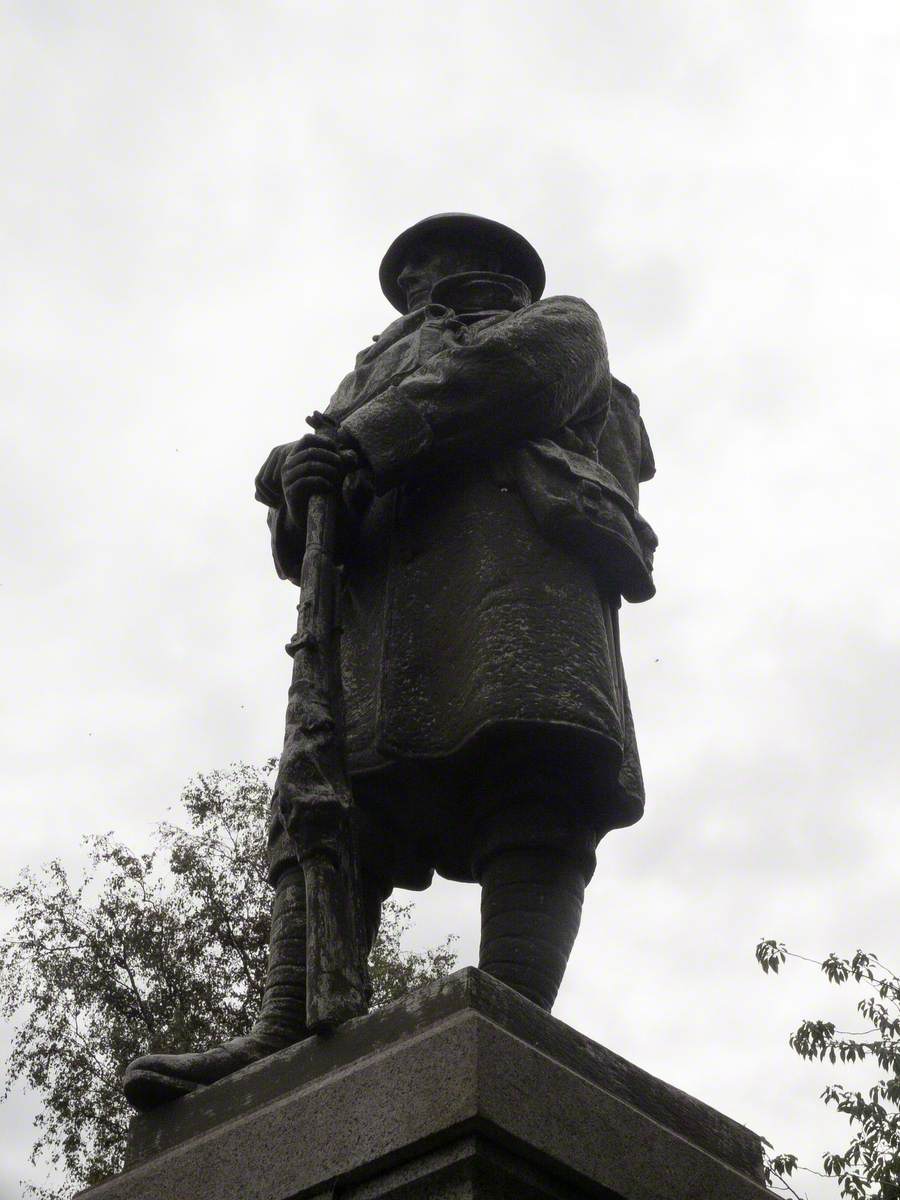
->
[79, 968, 772, 1200]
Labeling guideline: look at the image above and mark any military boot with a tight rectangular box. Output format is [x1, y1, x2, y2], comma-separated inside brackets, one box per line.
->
[123, 866, 308, 1110]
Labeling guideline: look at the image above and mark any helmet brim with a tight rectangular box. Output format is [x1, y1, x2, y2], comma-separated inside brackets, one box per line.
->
[379, 213, 546, 313]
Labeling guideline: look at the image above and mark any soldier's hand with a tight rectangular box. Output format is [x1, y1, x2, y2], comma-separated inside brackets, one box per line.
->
[255, 441, 297, 507]
[281, 432, 358, 526]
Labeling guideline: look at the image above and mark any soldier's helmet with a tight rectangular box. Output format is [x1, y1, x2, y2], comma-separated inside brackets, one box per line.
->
[379, 213, 545, 313]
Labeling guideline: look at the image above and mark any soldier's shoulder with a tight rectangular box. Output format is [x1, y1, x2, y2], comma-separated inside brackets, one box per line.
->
[525, 296, 603, 343]
[534, 293, 599, 317]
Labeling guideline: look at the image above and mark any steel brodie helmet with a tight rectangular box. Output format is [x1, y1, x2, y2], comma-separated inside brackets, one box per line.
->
[379, 213, 546, 313]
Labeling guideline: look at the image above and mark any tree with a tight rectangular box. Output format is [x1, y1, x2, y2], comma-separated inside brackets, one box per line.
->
[0, 761, 457, 1199]
[756, 940, 900, 1200]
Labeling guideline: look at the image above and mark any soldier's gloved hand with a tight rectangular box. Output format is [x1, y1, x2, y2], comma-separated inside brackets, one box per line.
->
[281, 432, 359, 528]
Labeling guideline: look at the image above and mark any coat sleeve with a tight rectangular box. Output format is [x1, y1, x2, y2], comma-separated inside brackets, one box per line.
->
[338, 296, 610, 492]
[267, 505, 304, 586]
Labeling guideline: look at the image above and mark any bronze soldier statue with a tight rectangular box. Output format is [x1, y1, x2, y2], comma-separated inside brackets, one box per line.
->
[124, 213, 657, 1109]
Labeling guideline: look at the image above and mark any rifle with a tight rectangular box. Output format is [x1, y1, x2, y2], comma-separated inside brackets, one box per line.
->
[273, 413, 370, 1031]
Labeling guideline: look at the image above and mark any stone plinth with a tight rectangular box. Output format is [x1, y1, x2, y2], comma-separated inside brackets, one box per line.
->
[78, 968, 772, 1200]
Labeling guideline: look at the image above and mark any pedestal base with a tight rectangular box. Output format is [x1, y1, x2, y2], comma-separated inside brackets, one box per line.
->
[79, 968, 771, 1199]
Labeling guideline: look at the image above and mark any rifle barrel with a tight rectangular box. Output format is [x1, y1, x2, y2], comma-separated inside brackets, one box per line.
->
[275, 490, 370, 1030]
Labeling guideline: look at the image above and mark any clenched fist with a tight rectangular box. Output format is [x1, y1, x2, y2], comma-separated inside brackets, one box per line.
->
[254, 430, 358, 528]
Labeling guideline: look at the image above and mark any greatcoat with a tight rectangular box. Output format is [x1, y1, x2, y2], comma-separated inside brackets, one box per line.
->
[267, 296, 656, 889]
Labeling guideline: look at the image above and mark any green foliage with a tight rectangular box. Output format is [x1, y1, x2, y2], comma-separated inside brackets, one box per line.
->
[756, 940, 900, 1200]
[0, 762, 457, 1198]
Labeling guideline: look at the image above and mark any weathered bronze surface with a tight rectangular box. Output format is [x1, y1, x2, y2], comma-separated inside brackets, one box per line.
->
[123, 213, 657, 1111]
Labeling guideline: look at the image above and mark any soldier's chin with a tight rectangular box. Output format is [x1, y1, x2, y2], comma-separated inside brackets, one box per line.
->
[430, 271, 531, 314]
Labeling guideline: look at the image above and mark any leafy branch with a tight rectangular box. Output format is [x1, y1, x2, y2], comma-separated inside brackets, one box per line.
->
[1, 761, 456, 1199]
[756, 940, 900, 1200]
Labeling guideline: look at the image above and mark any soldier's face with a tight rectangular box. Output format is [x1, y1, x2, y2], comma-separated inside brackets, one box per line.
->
[397, 243, 499, 311]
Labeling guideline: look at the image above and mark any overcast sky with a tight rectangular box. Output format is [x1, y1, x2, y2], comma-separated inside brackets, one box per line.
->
[2, 2, 899, 1196]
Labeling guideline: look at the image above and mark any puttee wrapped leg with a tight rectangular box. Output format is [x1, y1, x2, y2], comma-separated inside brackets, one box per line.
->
[123, 867, 310, 1110]
[477, 849, 587, 1013]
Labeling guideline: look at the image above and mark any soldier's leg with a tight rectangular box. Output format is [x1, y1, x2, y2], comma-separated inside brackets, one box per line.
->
[477, 848, 589, 1011]
[470, 773, 599, 1013]
[123, 799, 390, 1111]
